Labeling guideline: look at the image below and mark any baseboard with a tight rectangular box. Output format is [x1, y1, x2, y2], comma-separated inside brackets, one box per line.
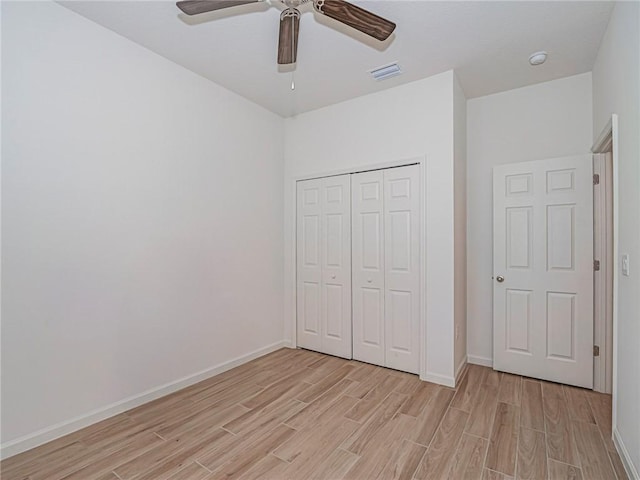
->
[613, 427, 639, 479]
[0, 340, 289, 460]
[422, 371, 456, 388]
[454, 359, 467, 386]
[467, 354, 493, 367]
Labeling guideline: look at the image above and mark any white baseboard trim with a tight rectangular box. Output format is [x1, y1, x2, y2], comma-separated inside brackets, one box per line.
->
[467, 355, 493, 368]
[0, 340, 289, 460]
[613, 427, 639, 479]
[454, 359, 467, 386]
[421, 371, 456, 388]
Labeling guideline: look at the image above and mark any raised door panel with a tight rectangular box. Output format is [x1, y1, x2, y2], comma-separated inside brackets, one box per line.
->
[505, 289, 532, 355]
[384, 165, 420, 374]
[352, 170, 385, 366]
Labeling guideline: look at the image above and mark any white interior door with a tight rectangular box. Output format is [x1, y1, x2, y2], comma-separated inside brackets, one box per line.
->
[384, 165, 420, 374]
[296, 175, 352, 359]
[352, 170, 385, 366]
[352, 165, 420, 373]
[320, 175, 352, 358]
[493, 155, 594, 388]
[297, 178, 323, 352]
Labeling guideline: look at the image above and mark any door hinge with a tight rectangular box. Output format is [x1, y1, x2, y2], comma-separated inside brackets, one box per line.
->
[593, 174, 600, 185]
[594, 345, 600, 357]
[594, 260, 600, 271]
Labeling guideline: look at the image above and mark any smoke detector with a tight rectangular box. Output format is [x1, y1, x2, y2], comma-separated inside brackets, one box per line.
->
[529, 51, 547, 66]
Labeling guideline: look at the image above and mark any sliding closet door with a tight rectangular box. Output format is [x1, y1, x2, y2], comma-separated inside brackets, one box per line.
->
[352, 170, 385, 366]
[296, 175, 352, 359]
[320, 175, 352, 358]
[297, 178, 323, 352]
[384, 165, 420, 374]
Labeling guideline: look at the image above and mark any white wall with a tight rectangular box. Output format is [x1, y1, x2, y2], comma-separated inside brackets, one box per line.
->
[453, 75, 467, 376]
[466, 73, 593, 365]
[1, 1, 284, 456]
[284, 71, 460, 385]
[592, 3, 640, 476]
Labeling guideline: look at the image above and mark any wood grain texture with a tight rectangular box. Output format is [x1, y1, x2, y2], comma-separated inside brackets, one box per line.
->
[466, 383, 499, 438]
[484, 370, 502, 387]
[315, 0, 396, 41]
[399, 381, 437, 417]
[0, 350, 622, 480]
[376, 439, 426, 480]
[608, 449, 629, 480]
[342, 413, 416, 480]
[284, 378, 353, 429]
[209, 424, 296, 480]
[542, 381, 580, 467]
[547, 459, 584, 480]
[234, 454, 288, 480]
[277, 9, 299, 65]
[485, 402, 520, 476]
[448, 433, 488, 479]
[342, 392, 407, 455]
[484, 468, 515, 480]
[587, 390, 616, 452]
[563, 385, 596, 424]
[413, 407, 469, 480]
[411, 387, 456, 446]
[521, 380, 545, 431]
[516, 427, 546, 480]
[164, 462, 212, 480]
[451, 364, 487, 413]
[572, 420, 617, 480]
[344, 374, 402, 423]
[498, 373, 522, 406]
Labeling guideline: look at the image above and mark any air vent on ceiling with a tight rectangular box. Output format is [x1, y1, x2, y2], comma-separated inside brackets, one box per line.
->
[369, 62, 402, 81]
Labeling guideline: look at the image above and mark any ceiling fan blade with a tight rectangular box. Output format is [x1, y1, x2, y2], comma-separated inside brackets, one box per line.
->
[176, 0, 260, 16]
[313, 0, 395, 41]
[278, 8, 300, 65]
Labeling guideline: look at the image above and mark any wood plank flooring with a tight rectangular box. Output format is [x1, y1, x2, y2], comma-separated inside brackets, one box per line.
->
[0, 348, 627, 480]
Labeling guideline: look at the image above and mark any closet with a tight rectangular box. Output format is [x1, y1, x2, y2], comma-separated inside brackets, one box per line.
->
[296, 164, 421, 374]
[296, 175, 352, 359]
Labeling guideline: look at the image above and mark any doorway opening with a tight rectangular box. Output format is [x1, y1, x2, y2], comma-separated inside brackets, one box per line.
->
[592, 114, 618, 395]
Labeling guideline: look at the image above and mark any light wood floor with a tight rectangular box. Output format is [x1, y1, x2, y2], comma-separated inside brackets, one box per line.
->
[1, 348, 628, 480]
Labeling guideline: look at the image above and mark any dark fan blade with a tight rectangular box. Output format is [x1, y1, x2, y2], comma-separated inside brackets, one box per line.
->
[314, 0, 395, 41]
[176, 0, 260, 16]
[278, 9, 300, 65]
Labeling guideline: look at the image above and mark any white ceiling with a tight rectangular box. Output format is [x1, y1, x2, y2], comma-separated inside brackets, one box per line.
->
[60, 1, 614, 117]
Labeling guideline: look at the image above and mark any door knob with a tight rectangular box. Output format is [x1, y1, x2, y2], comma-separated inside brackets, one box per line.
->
[496, 275, 505, 283]
[367, 278, 372, 283]
[331, 274, 336, 279]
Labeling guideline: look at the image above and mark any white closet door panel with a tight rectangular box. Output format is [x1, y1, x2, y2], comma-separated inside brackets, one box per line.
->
[384, 165, 421, 374]
[297, 178, 323, 351]
[352, 170, 385, 366]
[321, 175, 352, 359]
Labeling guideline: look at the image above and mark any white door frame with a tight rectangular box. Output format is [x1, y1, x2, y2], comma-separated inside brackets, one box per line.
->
[289, 156, 427, 379]
[592, 152, 614, 394]
[591, 114, 619, 424]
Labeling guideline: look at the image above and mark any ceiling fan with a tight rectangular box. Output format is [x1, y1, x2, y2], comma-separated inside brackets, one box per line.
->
[176, 0, 396, 65]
